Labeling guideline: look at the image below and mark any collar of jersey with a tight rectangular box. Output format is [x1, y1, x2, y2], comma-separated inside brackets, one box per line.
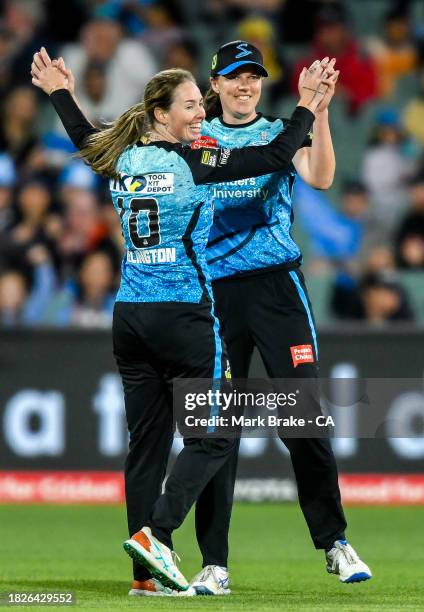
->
[218, 112, 263, 129]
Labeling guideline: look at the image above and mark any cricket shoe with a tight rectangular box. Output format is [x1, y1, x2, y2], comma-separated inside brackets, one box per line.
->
[326, 539, 372, 583]
[128, 578, 177, 596]
[180, 565, 231, 596]
[123, 527, 189, 592]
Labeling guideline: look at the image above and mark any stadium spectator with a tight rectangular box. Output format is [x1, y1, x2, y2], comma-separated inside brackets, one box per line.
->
[365, 5, 418, 98]
[236, 16, 291, 109]
[361, 107, 416, 235]
[291, 3, 378, 115]
[43, 250, 116, 327]
[330, 244, 397, 320]
[4, 0, 53, 89]
[58, 181, 118, 281]
[138, 3, 184, 62]
[0, 86, 41, 170]
[359, 271, 414, 323]
[403, 66, 424, 146]
[394, 172, 424, 269]
[0, 244, 56, 326]
[11, 176, 59, 257]
[60, 18, 157, 120]
[162, 37, 208, 93]
[0, 153, 17, 233]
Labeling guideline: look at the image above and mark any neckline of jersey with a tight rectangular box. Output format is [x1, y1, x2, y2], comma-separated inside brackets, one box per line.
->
[218, 112, 263, 129]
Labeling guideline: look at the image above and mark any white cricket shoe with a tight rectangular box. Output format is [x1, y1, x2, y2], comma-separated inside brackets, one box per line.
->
[181, 565, 231, 596]
[128, 578, 177, 596]
[123, 527, 189, 592]
[326, 539, 372, 583]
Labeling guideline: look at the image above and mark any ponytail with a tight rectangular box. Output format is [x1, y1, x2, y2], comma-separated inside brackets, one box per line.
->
[204, 87, 222, 120]
[79, 102, 147, 178]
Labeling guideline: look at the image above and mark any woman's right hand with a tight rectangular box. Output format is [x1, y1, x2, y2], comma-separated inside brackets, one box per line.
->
[31, 47, 68, 95]
[297, 58, 332, 114]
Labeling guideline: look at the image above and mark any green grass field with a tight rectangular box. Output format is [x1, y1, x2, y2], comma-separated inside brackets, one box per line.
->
[0, 503, 423, 611]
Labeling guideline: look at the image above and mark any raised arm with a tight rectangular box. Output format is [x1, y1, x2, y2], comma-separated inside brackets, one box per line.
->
[293, 57, 339, 189]
[184, 59, 337, 185]
[182, 106, 315, 185]
[31, 48, 98, 149]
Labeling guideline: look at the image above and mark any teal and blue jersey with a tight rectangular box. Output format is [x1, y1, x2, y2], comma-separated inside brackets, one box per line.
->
[202, 114, 312, 280]
[49, 89, 314, 303]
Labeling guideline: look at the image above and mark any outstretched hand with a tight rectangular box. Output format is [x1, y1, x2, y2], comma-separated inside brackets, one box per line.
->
[298, 57, 339, 114]
[31, 47, 75, 96]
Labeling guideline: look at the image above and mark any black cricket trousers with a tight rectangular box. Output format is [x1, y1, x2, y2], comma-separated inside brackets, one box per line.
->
[113, 300, 236, 581]
[196, 266, 347, 561]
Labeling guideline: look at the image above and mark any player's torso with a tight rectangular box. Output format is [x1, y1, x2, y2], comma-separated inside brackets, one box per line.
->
[111, 144, 212, 303]
[202, 115, 301, 280]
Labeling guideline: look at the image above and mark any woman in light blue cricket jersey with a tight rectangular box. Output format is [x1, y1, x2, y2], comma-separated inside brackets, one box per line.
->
[193, 40, 372, 590]
[31, 47, 332, 596]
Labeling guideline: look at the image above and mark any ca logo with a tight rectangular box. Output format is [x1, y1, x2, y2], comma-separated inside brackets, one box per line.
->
[235, 43, 252, 58]
[211, 54, 217, 70]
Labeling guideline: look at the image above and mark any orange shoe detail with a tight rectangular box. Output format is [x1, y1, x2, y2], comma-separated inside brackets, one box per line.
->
[131, 530, 151, 551]
[131, 579, 156, 592]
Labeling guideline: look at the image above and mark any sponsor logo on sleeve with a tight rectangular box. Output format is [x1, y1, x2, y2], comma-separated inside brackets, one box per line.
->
[290, 344, 315, 368]
[191, 136, 219, 150]
[201, 150, 218, 167]
[219, 147, 231, 165]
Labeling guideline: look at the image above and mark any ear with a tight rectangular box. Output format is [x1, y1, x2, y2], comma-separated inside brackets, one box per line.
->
[210, 77, 220, 94]
[153, 106, 167, 125]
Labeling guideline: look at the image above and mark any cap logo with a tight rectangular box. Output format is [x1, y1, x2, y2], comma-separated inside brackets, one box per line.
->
[211, 54, 217, 70]
[235, 43, 253, 58]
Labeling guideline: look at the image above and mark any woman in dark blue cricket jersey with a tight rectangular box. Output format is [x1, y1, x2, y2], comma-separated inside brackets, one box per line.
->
[194, 41, 372, 590]
[31, 47, 332, 595]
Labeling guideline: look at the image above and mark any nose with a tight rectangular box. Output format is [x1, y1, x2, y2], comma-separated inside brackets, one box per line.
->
[197, 106, 206, 119]
[236, 78, 249, 90]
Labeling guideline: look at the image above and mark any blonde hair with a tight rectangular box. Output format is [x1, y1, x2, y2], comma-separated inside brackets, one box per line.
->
[79, 68, 196, 178]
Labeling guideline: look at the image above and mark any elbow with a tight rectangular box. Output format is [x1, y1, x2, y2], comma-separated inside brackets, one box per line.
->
[308, 177, 334, 190]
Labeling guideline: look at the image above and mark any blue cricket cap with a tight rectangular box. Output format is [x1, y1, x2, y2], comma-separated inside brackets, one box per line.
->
[210, 40, 268, 77]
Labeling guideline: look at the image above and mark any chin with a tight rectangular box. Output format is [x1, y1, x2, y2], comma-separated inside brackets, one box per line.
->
[233, 105, 254, 116]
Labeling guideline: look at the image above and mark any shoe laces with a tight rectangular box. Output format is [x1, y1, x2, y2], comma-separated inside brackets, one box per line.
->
[171, 550, 181, 565]
[196, 565, 214, 582]
[330, 541, 359, 570]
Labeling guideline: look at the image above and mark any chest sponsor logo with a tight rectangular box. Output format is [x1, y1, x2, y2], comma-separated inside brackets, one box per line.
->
[212, 178, 268, 201]
[111, 173, 174, 194]
[290, 344, 315, 368]
[201, 150, 218, 167]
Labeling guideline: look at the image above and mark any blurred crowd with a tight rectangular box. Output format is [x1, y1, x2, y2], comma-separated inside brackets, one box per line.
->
[0, 0, 424, 327]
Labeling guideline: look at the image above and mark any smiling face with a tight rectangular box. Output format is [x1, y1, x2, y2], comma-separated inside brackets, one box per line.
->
[155, 80, 206, 144]
[211, 68, 263, 124]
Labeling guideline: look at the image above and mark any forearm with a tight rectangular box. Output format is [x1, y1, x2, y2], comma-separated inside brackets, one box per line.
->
[192, 106, 315, 184]
[49, 89, 98, 149]
[308, 110, 335, 189]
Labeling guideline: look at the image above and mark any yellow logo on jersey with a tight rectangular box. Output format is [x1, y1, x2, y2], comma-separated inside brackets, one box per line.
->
[129, 180, 141, 192]
[225, 361, 232, 380]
